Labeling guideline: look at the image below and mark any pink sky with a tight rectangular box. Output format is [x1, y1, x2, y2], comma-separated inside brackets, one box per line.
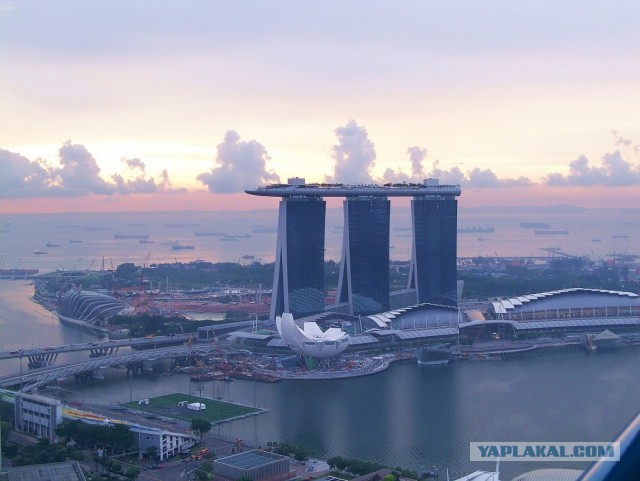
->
[1, 2, 639, 214]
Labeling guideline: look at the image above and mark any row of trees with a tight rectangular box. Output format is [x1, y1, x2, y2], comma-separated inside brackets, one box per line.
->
[55, 420, 135, 455]
[326, 455, 420, 480]
[108, 312, 197, 337]
[327, 455, 385, 476]
[271, 442, 312, 463]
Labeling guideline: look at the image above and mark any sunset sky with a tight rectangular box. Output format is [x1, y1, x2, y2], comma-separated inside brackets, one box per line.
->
[1, 1, 640, 213]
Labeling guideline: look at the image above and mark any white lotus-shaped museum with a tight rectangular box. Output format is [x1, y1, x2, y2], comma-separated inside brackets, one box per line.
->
[276, 312, 349, 358]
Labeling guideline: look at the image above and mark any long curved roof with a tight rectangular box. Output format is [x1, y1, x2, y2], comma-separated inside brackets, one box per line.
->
[491, 288, 639, 315]
[459, 317, 640, 331]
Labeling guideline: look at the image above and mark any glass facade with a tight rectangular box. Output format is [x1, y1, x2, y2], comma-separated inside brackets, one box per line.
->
[410, 197, 458, 306]
[270, 197, 326, 318]
[337, 197, 390, 315]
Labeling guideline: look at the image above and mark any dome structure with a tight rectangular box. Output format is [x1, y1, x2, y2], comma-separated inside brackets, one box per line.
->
[58, 289, 133, 322]
[276, 312, 349, 358]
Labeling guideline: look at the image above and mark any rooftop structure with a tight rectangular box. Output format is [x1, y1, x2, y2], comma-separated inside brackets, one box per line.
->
[489, 288, 640, 320]
[3, 462, 87, 481]
[245, 177, 461, 197]
[213, 449, 293, 481]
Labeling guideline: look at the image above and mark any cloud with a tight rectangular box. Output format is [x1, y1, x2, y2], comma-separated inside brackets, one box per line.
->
[111, 158, 176, 194]
[196, 130, 280, 193]
[465, 167, 532, 188]
[611, 130, 639, 156]
[325, 120, 376, 184]
[122, 157, 146, 173]
[427, 160, 466, 186]
[0, 142, 179, 198]
[0, 148, 54, 198]
[383, 152, 531, 188]
[56, 141, 116, 195]
[382, 146, 427, 183]
[407, 146, 427, 178]
[426, 162, 531, 188]
[545, 151, 640, 186]
[381, 167, 412, 183]
[611, 130, 632, 147]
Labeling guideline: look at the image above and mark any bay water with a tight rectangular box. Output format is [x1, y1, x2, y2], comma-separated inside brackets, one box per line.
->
[0, 206, 639, 479]
[1, 281, 640, 480]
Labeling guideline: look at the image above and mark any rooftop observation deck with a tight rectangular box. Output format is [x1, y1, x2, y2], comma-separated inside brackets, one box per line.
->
[245, 178, 461, 197]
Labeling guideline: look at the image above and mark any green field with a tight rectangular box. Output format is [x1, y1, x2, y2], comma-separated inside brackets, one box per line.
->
[123, 393, 261, 423]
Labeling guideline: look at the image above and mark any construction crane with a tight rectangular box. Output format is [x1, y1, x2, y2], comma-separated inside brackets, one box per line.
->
[136, 251, 152, 308]
[540, 247, 578, 259]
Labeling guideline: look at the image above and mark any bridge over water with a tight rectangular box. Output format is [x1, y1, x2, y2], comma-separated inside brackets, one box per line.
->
[0, 343, 218, 393]
[0, 334, 194, 368]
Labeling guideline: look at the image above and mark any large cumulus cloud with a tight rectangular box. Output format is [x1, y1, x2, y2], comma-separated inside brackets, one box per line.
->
[382, 146, 427, 183]
[0, 141, 177, 198]
[381, 141, 531, 188]
[325, 120, 376, 184]
[112, 157, 173, 194]
[545, 150, 640, 186]
[55, 141, 116, 195]
[0, 149, 54, 197]
[197, 130, 280, 193]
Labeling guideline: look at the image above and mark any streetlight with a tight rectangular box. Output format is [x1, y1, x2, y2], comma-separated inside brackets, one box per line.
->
[19, 354, 23, 391]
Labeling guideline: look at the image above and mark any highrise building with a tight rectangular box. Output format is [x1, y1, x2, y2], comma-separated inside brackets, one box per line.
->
[246, 178, 461, 319]
[408, 195, 458, 306]
[335, 196, 390, 315]
[270, 196, 326, 319]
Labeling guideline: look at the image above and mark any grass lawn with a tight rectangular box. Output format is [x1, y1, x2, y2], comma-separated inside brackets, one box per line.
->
[123, 392, 260, 423]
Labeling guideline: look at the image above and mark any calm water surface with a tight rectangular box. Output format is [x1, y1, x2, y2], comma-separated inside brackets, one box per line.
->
[2, 281, 640, 479]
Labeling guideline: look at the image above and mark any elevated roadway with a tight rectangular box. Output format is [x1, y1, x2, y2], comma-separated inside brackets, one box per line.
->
[0, 334, 194, 367]
[0, 343, 219, 393]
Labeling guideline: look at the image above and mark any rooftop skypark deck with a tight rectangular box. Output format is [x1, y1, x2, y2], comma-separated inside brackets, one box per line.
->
[245, 178, 461, 197]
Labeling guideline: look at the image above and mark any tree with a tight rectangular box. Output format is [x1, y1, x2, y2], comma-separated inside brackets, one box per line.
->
[146, 445, 158, 460]
[190, 418, 212, 442]
[194, 462, 213, 481]
[125, 466, 141, 481]
[115, 263, 139, 282]
[1, 420, 11, 448]
[292, 445, 311, 464]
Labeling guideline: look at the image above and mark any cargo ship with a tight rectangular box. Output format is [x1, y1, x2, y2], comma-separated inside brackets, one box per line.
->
[534, 229, 569, 235]
[172, 243, 195, 250]
[114, 233, 150, 240]
[457, 226, 495, 234]
[520, 222, 550, 229]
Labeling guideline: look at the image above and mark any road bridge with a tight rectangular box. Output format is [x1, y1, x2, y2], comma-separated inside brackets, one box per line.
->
[0, 343, 217, 393]
[0, 334, 194, 366]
